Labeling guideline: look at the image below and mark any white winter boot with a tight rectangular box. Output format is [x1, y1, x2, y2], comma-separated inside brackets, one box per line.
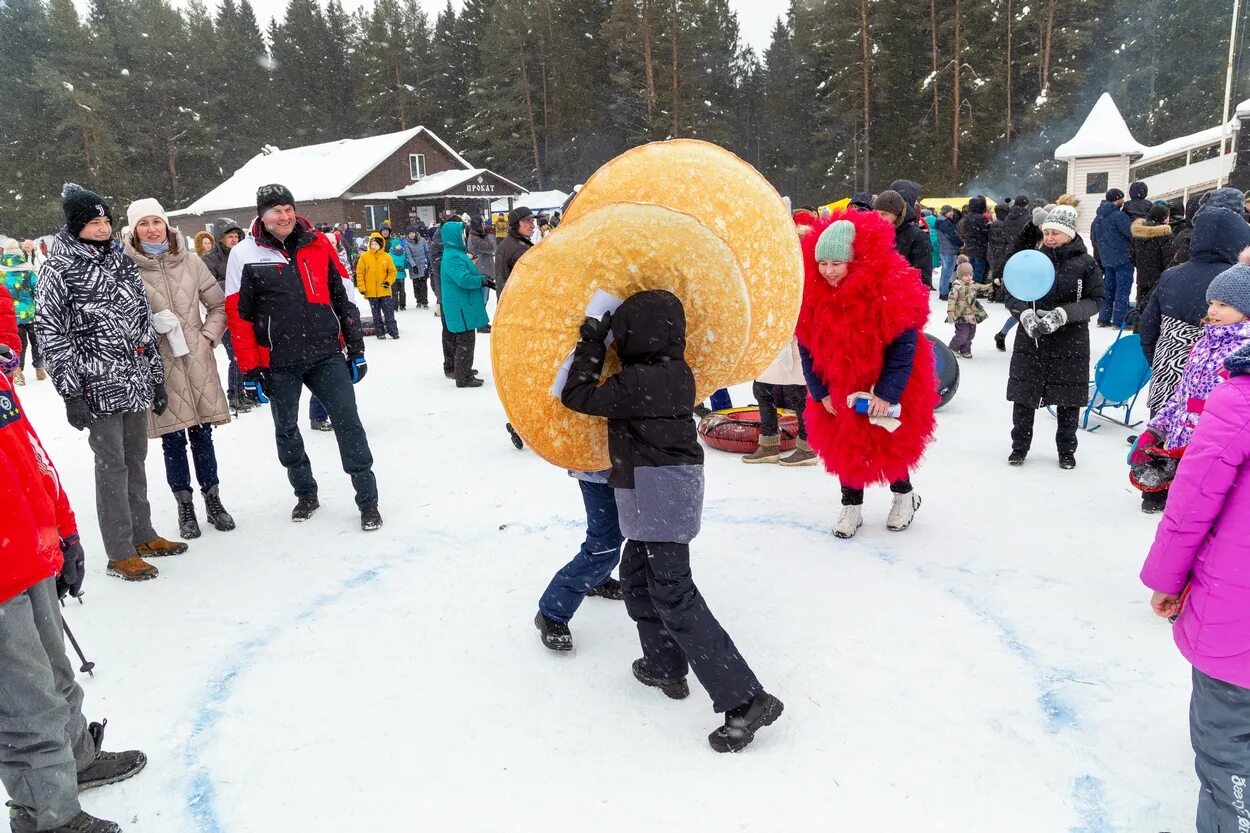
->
[886, 492, 921, 531]
[834, 505, 863, 539]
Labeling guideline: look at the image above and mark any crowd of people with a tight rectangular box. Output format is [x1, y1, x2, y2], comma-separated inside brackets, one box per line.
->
[2, 173, 1250, 831]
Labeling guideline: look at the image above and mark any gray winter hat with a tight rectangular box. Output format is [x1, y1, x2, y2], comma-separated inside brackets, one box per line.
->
[1203, 187, 1246, 215]
[1207, 264, 1250, 317]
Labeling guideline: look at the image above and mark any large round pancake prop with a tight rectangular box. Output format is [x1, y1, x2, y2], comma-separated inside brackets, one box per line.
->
[561, 139, 802, 385]
[492, 202, 750, 472]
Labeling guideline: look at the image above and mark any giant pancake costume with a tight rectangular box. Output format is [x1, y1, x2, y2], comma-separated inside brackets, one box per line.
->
[492, 140, 803, 471]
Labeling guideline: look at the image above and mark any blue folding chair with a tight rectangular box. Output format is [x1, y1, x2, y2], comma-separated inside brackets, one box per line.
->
[1051, 322, 1152, 431]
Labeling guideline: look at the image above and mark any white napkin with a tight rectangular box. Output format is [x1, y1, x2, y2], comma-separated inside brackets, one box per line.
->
[151, 309, 189, 357]
[846, 390, 902, 433]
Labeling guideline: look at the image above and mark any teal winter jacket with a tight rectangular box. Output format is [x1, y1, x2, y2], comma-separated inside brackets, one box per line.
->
[438, 221, 489, 333]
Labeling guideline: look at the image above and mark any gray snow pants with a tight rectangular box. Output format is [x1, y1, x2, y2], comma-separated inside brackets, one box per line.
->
[1191, 667, 1250, 833]
[0, 578, 96, 829]
[87, 411, 158, 562]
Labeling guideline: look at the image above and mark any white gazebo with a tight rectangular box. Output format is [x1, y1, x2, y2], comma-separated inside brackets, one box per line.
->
[1055, 93, 1246, 238]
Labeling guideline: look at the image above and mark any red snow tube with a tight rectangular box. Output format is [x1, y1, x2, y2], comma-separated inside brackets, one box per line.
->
[698, 406, 800, 453]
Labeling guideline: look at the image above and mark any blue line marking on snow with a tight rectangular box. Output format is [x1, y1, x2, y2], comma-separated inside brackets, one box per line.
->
[1069, 775, 1112, 833]
[182, 567, 384, 833]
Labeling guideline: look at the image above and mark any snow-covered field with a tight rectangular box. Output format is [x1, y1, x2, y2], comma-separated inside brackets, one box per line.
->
[19, 296, 1192, 833]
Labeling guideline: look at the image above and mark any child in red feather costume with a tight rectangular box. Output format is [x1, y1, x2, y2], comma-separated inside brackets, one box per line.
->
[795, 210, 938, 538]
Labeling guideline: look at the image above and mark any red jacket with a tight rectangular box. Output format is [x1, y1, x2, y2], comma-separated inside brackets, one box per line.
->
[0, 286, 20, 358]
[224, 217, 363, 373]
[0, 372, 77, 604]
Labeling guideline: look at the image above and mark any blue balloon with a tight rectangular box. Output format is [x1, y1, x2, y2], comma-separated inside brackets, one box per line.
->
[1003, 249, 1056, 302]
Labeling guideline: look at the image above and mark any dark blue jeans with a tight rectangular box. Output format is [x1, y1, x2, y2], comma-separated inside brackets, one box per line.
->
[972, 256, 989, 284]
[939, 253, 958, 297]
[265, 354, 378, 510]
[309, 396, 328, 423]
[539, 480, 623, 624]
[1100, 263, 1135, 326]
[368, 296, 398, 338]
[162, 424, 219, 493]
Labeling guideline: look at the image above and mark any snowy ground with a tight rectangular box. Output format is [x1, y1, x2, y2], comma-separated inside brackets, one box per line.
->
[17, 295, 1195, 833]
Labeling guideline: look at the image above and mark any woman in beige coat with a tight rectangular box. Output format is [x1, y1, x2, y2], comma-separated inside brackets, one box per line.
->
[125, 198, 235, 539]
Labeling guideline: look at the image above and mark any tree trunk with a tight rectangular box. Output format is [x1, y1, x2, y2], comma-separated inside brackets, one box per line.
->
[930, 0, 939, 131]
[859, 0, 871, 191]
[952, 0, 961, 174]
[1041, 0, 1056, 96]
[1006, 0, 1013, 142]
[167, 140, 180, 203]
[670, 0, 679, 136]
[641, 0, 657, 126]
[394, 62, 407, 129]
[518, 39, 546, 189]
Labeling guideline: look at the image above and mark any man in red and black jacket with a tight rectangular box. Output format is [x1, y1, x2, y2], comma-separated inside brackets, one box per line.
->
[225, 184, 382, 531]
[0, 367, 148, 833]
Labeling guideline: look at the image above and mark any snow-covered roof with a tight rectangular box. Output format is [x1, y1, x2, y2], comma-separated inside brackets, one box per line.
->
[1238, 97, 1250, 117]
[1054, 93, 1147, 161]
[491, 190, 567, 212]
[1134, 121, 1238, 166]
[172, 127, 475, 216]
[351, 168, 527, 200]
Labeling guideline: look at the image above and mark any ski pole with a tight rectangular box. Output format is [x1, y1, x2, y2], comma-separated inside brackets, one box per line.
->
[62, 618, 95, 677]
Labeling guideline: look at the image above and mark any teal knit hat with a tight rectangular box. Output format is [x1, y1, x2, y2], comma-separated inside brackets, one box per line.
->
[814, 219, 855, 262]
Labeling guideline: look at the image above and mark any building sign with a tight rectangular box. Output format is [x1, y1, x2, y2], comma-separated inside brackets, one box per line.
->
[465, 176, 497, 194]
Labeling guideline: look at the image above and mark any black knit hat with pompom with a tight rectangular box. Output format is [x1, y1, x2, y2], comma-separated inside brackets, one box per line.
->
[61, 183, 114, 237]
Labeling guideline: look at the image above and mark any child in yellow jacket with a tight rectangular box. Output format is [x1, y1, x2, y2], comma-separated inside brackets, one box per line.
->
[356, 233, 398, 339]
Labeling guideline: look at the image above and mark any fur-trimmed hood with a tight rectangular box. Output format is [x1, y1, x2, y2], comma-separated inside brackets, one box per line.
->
[1132, 218, 1173, 240]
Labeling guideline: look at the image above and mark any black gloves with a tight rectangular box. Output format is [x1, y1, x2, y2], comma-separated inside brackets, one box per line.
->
[64, 397, 94, 431]
[57, 535, 86, 599]
[482, 277, 497, 290]
[152, 383, 168, 416]
[244, 368, 269, 390]
[579, 313, 612, 343]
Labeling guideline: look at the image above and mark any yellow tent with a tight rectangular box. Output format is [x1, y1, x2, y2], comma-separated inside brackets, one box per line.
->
[920, 197, 997, 212]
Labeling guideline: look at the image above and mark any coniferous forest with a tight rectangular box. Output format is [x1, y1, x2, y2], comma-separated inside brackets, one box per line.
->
[0, 0, 1247, 233]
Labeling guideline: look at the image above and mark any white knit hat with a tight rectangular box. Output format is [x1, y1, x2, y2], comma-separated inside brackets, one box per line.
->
[1041, 205, 1078, 238]
[126, 197, 168, 230]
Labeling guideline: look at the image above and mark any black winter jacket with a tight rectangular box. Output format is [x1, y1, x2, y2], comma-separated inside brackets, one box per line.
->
[495, 229, 533, 293]
[1129, 219, 1175, 305]
[35, 231, 164, 416]
[1006, 236, 1105, 407]
[960, 197, 991, 258]
[561, 290, 703, 544]
[1140, 208, 1250, 412]
[1003, 205, 1041, 259]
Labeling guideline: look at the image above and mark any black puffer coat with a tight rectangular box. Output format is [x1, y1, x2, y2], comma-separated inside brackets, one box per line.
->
[889, 181, 933, 286]
[1004, 201, 1041, 259]
[561, 290, 703, 544]
[1005, 236, 1105, 407]
[960, 196, 991, 258]
[1129, 218, 1175, 312]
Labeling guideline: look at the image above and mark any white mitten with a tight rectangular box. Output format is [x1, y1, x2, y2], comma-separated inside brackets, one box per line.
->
[1037, 307, 1068, 335]
[1019, 309, 1042, 339]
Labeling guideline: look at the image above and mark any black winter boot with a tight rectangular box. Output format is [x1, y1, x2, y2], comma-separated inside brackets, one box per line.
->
[9, 809, 121, 833]
[77, 720, 147, 791]
[174, 490, 200, 539]
[535, 612, 573, 652]
[708, 692, 785, 753]
[291, 497, 320, 522]
[586, 578, 623, 600]
[631, 658, 689, 700]
[360, 507, 383, 531]
[202, 485, 236, 532]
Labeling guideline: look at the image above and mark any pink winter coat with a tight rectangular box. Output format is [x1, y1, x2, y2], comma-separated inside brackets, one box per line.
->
[1140, 365, 1250, 688]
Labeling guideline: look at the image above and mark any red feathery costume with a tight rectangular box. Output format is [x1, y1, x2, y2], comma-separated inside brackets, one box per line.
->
[795, 210, 938, 487]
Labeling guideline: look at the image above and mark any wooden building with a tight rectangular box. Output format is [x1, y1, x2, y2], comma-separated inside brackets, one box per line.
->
[170, 126, 527, 233]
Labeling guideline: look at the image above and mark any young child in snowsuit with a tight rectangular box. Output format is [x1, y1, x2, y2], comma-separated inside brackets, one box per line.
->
[561, 290, 783, 753]
[1132, 264, 1250, 511]
[946, 261, 992, 358]
[797, 213, 938, 540]
[533, 471, 625, 651]
[1140, 340, 1250, 833]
